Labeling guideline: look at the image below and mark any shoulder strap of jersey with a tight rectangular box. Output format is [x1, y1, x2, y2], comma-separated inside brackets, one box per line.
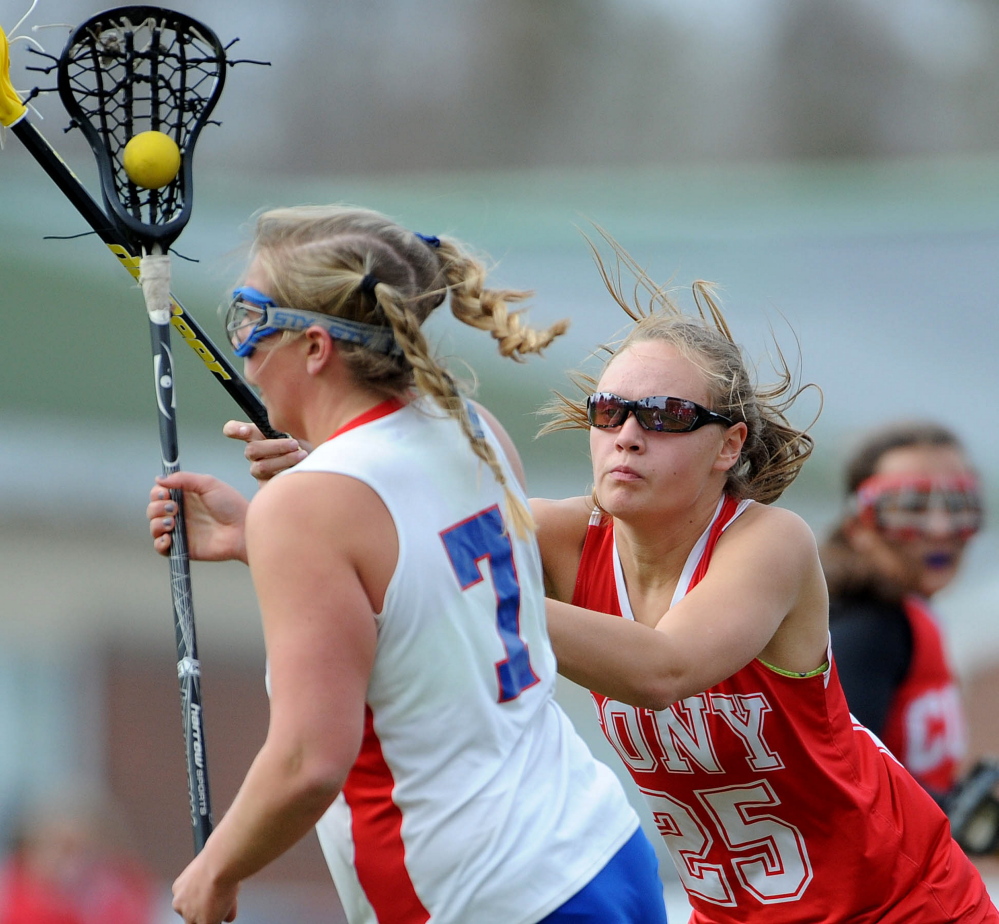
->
[571, 510, 621, 615]
[687, 495, 742, 590]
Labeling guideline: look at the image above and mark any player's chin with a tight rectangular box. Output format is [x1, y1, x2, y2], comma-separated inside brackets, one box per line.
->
[594, 483, 642, 517]
[917, 562, 960, 597]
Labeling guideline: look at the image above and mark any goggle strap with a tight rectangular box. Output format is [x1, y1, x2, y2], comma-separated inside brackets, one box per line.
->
[289, 310, 400, 356]
[855, 472, 979, 496]
[234, 304, 401, 358]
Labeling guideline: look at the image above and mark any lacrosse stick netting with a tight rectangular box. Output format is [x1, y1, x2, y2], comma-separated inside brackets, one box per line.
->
[57, 5, 226, 251]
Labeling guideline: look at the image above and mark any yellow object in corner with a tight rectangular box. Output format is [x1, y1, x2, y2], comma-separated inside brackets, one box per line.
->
[0, 26, 28, 128]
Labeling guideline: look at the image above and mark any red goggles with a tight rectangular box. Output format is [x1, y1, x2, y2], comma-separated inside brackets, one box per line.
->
[853, 473, 984, 542]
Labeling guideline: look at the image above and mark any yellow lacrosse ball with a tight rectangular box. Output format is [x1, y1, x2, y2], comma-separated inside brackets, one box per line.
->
[122, 130, 182, 189]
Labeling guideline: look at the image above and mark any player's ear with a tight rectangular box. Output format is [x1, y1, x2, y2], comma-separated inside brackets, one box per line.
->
[713, 421, 747, 473]
[304, 326, 337, 374]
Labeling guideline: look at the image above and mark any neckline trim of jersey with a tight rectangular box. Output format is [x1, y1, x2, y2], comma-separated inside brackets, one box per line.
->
[325, 397, 405, 442]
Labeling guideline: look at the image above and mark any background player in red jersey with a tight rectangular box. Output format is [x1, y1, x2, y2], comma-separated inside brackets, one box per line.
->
[821, 420, 999, 853]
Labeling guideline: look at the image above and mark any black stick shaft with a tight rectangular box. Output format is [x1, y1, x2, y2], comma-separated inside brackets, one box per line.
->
[150, 312, 214, 853]
[9, 114, 282, 438]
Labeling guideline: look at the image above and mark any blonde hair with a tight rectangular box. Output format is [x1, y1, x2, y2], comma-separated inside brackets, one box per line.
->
[249, 204, 568, 536]
[540, 229, 817, 505]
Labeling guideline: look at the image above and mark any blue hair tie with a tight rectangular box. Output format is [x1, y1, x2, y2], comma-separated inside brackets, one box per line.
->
[416, 232, 440, 248]
[360, 274, 379, 293]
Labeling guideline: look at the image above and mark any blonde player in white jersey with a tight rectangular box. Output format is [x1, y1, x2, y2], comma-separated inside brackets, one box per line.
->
[149, 205, 667, 924]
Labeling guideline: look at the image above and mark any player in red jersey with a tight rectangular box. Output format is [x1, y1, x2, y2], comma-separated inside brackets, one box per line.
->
[821, 421, 999, 853]
[531, 234, 998, 922]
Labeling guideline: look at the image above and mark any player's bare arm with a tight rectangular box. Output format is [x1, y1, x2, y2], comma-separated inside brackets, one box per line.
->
[546, 505, 826, 709]
[172, 472, 384, 920]
[531, 495, 592, 600]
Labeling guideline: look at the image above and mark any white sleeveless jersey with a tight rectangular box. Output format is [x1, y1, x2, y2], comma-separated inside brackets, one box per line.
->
[287, 397, 639, 924]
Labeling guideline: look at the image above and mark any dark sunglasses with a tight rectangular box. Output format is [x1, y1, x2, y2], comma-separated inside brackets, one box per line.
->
[586, 392, 734, 433]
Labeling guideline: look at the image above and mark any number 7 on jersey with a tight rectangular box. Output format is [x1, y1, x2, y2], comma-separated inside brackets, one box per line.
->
[441, 505, 540, 703]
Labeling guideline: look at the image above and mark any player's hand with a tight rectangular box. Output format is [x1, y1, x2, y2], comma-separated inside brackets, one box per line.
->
[172, 855, 239, 924]
[147, 473, 250, 563]
[223, 419, 310, 483]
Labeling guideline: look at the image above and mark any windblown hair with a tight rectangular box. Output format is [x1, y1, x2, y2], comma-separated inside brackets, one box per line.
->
[821, 421, 967, 600]
[249, 204, 569, 537]
[540, 228, 817, 506]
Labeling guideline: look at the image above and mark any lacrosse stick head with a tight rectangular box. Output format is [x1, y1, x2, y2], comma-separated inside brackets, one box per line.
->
[0, 24, 28, 128]
[56, 5, 227, 252]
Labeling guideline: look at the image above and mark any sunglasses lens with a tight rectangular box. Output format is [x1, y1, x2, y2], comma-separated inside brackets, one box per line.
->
[588, 393, 628, 428]
[635, 397, 697, 432]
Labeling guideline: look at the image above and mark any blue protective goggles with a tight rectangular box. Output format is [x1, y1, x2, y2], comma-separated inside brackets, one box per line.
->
[225, 285, 400, 358]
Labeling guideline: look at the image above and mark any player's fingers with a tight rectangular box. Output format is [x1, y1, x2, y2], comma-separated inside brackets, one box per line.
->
[147, 503, 176, 549]
[149, 476, 181, 501]
[153, 471, 224, 501]
[248, 447, 309, 482]
[243, 436, 305, 463]
[223, 419, 265, 443]
[223, 420, 311, 481]
[153, 471, 207, 494]
[152, 530, 173, 556]
[146, 497, 177, 524]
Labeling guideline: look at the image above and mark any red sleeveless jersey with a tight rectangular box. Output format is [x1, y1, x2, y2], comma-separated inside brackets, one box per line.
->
[572, 497, 996, 923]
[881, 595, 966, 794]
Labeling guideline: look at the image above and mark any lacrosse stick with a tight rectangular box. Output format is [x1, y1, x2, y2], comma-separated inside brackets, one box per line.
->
[0, 22, 282, 438]
[946, 760, 999, 855]
[55, 5, 230, 854]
